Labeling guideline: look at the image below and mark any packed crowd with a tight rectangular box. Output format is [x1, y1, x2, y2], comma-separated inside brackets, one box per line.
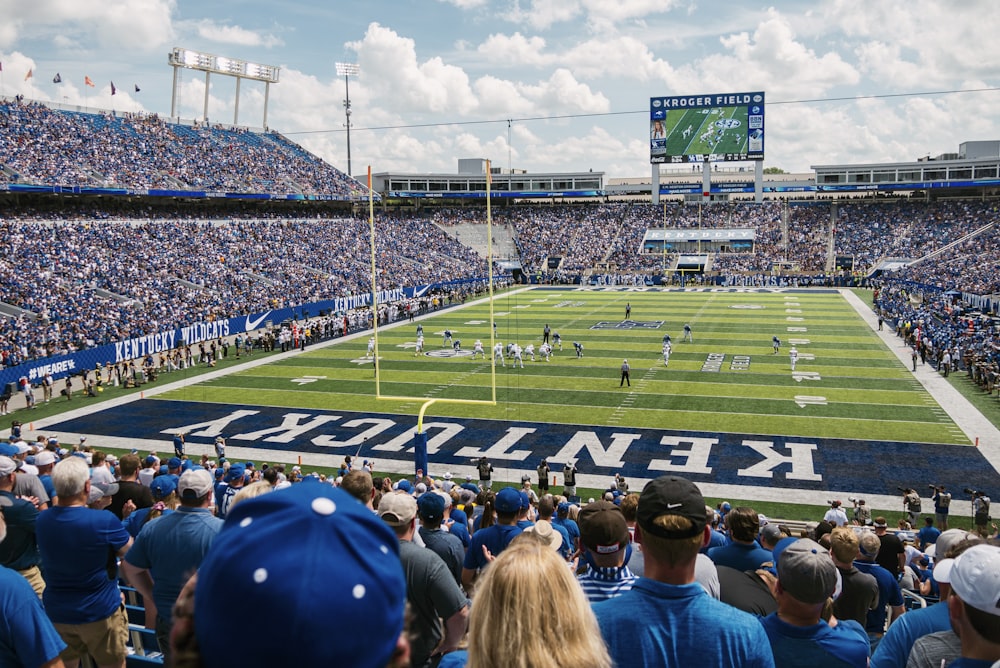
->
[0, 204, 490, 364]
[0, 100, 361, 196]
[874, 282, 1000, 390]
[2, 435, 998, 668]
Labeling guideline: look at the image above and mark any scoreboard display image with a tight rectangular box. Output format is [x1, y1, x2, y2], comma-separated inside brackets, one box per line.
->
[650, 91, 765, 164]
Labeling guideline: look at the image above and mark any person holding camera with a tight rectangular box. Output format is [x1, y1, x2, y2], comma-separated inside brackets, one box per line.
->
[900, 487, 921, 526]
[970, 489, 991, 537]
[849, 497, 871, 526]
[931, 484, 952, 530]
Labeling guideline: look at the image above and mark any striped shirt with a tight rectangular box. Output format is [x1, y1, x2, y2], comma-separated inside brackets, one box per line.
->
[578, 565, 638, 603]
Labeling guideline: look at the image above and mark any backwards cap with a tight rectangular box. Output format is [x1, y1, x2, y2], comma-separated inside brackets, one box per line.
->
[636, 475, 707, 539]
[195, 485, 406, 668]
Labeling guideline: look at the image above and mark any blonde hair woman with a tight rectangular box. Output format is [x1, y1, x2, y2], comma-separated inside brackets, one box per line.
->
[440, 534, 611, 668]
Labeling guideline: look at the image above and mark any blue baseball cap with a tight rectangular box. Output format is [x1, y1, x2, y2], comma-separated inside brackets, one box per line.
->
[224, 464, 245, 483]
[144, 455, 158, 467]
[519, 491, 531, 511]
[495, 487, 521, 514]
[150, 476, 177, 499]
[417, 492, 446, 522]
[0, 442, 18, 457]
[167, 457, 183, 470]
[195, 484, 406, 668]
[396, 479, 413, 493]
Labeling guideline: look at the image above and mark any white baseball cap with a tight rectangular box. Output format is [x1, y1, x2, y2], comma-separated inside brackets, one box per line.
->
[949, 544, 1000, 616]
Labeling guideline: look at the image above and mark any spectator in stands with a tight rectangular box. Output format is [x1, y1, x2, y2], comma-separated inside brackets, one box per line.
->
[438, 535, 613, 668]
[759, 537, 870, 665]
[416, 491, 465, 589]
[0, 455, 44, 597]
[36, 456, 132, 668]
[870, 530, 983, 668]
[872, 516, 906, 579]
[122, 474, 179, 538]
[576, 500, 637, 602]
[378, 491, 468, 668]
[107, 453, 152, 520]
[122, 469, 223, 664]
[185, 483, 409, 668]
[830, 526, 879, 628]
[592, 475, 775, 667]
[462, 486, 523, 590]
[927, 544, 1000, 667]
[0, 509, 67, 668]
[708, 506, 773, 571]
[340, 469, 376, 508]
[855, 532, 906, 650]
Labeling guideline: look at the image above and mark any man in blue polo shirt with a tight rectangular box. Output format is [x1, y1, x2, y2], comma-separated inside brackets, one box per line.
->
[461, 486, 523, 590]
[760, 537, 869, 666]
[122, 468, 223, 665]
[592, 475, 774, 667]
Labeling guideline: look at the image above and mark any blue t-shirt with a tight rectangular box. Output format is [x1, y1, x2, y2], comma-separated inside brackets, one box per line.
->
[553, 516, 580, 550]
[854, 561, 904, 633]
[125, 506, 223, 625]
[708, 541, 773, 572]
[0, 565, 66, 668]
[870, 600, 950, 668]
[917, 526, 940, 548]
[593, 578, 775, 668]
[702, 528, 729, 554]
[760, 612, 869, 667]
[37, 505, 131, 624]
[463, 524, 522, 572]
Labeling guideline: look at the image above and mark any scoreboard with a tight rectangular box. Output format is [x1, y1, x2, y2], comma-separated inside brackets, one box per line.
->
[650, 91, 765, 164]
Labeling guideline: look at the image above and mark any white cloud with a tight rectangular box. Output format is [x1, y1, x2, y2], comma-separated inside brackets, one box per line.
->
[436, 0, 488, 8]
[509, 0, 583, 31]
[190, 19, 284, 48]
[0, 0, 177, 51]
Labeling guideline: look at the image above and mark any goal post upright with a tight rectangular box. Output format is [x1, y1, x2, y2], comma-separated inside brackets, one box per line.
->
[365, 163, 498, 478]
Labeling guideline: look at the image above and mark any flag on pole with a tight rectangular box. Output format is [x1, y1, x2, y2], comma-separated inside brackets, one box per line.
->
[85, 76, 95, 87]
[53, 73, 62, 83]
[24, 68, 33, 81]
[110, 81, 116, 95]
[134, 84, 140, 93]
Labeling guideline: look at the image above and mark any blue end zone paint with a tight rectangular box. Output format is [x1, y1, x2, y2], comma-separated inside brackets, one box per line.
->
[48, 399, 1000, 496]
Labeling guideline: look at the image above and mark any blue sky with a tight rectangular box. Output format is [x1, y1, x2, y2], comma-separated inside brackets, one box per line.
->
[2, 0, 998, 179]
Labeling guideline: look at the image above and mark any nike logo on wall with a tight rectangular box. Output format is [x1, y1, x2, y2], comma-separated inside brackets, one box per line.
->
[245, 312, 272, 331]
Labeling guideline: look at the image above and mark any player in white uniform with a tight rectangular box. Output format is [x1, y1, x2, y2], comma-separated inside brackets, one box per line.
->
[683, 323, 693, 342]
[789, 346, 798, 371]
[524, 343, 535, 362]
[472, 339, 485, 359]
[662, 340, 672, 367]
[414, 335, 424, 356]
[573, 342, 584, 358]
[539, 342, 552, 361]
[512, 344, 524, 368]
[553, 332, 562, 350]
[367, 337, 375, 358]
[493, 342, 505, 367]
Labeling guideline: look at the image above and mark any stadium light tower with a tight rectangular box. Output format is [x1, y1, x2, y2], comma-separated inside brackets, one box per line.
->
[168, 47, 280, 128]
[336, 62, 360, 177]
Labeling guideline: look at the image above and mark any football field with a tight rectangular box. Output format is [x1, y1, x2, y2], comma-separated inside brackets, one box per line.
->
[47, 286, 1000, 510]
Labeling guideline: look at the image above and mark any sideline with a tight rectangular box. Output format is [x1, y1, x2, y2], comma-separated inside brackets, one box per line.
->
[840, 288, 1000, 473]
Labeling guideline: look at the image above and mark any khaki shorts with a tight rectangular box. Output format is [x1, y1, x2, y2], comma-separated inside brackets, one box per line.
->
[53, 605, 129, 665]
[17, 564, 45, 599]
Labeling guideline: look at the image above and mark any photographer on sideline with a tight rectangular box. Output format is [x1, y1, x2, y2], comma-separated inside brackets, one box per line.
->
[849, 497, 871, 526]
[968, 488, 991, 537]
[930, 484, 951, 530]
[900, 488, 921, 526]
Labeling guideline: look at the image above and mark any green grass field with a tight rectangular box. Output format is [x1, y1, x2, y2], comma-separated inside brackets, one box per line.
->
[161, 287, 966, 447]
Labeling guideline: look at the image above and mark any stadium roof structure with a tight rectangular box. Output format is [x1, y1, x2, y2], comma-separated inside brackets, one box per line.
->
[371, 168, 604, 200]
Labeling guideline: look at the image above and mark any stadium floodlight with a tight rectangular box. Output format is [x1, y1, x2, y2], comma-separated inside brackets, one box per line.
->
[168, 47, 280, 127]
[336, 62, 360, 177]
